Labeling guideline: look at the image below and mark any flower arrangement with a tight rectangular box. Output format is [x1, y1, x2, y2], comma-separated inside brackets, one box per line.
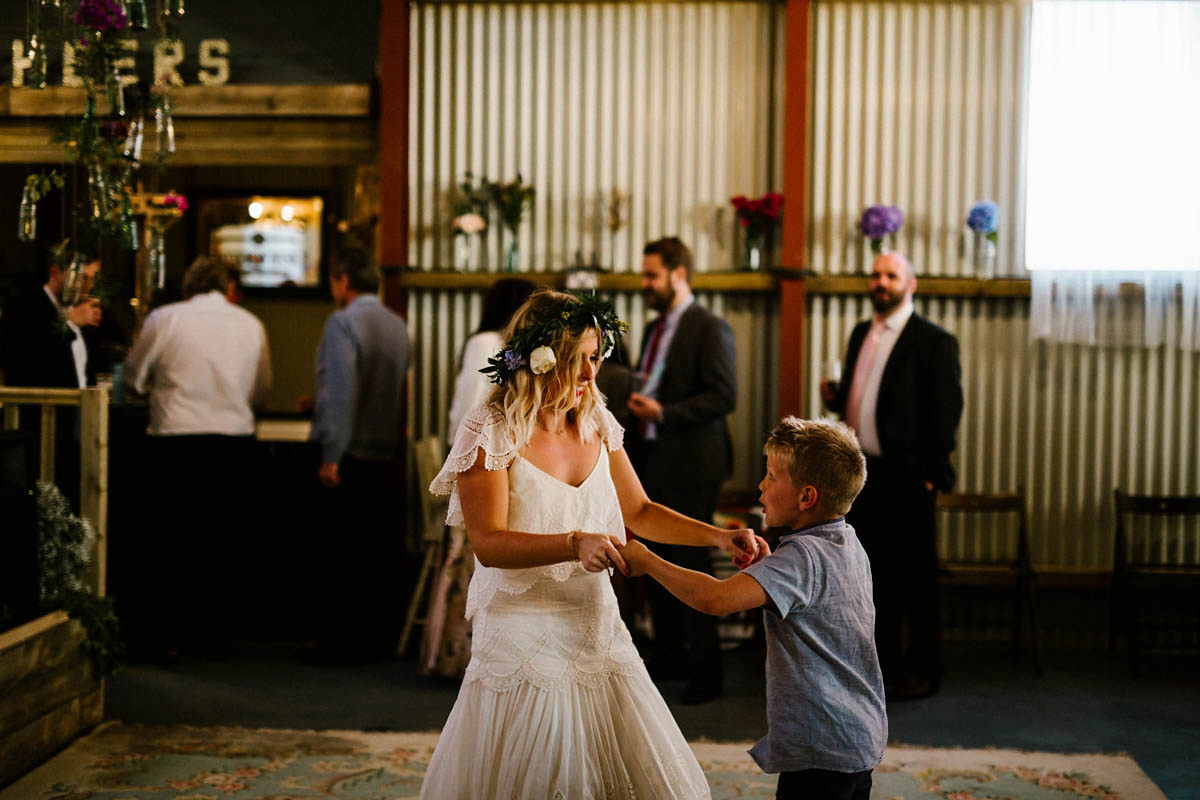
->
[966, 201, 999, 242]
[860, 205, 904, 253]
[730, 193, 784, 238]
[151, 190, 188, 212]
[451, 171, 491, 236]
[480, 292, 628, 385]
[490, 174, 536, 233]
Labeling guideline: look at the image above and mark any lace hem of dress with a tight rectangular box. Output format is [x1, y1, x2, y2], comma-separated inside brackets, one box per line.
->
[464, 561, 581, 620]
[461, 657, 642, 692]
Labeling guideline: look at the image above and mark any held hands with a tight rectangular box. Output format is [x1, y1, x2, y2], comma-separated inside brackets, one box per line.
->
[317, 461, 341, 488]
[733, 535, 771, 569]
[573, 532, 629, 575]
[717, 528, 763, 567]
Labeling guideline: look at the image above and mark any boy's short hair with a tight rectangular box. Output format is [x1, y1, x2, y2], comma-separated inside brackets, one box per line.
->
[764, 416, 866, 517]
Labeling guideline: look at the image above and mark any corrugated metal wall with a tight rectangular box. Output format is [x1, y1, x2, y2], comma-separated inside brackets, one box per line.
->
[408, 1, 784, 272]
[809, 1, 1031, 277]
[406, 1, 784, 490]
[806, 2, 1199, 569]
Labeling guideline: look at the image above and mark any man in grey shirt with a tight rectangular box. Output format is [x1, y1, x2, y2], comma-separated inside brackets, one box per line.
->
[621, 417, 886, 799]
[307, 247, 411, 664]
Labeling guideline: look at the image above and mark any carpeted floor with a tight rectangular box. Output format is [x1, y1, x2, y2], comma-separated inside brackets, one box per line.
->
[0, 722, 1168, 800]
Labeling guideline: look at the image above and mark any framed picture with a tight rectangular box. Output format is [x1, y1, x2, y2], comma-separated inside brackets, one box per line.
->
[195, 194, 326, 290]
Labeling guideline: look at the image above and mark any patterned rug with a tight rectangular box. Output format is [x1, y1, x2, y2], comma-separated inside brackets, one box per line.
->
[0, 723, 1166, 800]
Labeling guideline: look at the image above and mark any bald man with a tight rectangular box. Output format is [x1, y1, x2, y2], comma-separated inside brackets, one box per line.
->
[821, 252, 963, 700]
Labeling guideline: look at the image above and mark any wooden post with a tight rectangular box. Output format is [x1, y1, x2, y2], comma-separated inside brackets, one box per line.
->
[778, 0, 812, 419]
[79, 387, 109, 596]
[38, 406, 55, 484]
[379, 0, 410, 315]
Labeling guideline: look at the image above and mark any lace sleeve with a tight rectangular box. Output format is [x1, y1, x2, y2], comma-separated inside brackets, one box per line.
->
[595, 405, 625, 453]
[429, 403, 517, 526]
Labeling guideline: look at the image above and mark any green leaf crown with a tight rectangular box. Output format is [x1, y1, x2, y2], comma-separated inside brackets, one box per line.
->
[480, 291, 628, 385]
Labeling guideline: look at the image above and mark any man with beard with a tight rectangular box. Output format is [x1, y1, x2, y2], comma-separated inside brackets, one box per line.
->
[821, 251, 962, 700]
[627, 236, 736, 704]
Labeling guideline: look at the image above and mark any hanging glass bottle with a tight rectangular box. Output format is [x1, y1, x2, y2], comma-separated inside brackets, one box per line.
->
[146, 226, 167, 295]
[106, 65, 125, 117]
[123, 114, 144, 163]
[87, 163, 108, 219]
[126, 0, 149, 30]
[62, 253, 87, 306]
[25, 31, 48, 90]
[120, 192, 139, 252]
[18, 184, 38, 242]
[80, 93, 97, 155]
[154, 95, 175, 155]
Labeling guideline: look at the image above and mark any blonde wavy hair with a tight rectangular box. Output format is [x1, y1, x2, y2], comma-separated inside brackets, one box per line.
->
[489, 290, 607, 447]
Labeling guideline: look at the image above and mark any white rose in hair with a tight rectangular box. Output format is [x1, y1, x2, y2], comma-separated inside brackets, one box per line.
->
[529, 345, 557, 375]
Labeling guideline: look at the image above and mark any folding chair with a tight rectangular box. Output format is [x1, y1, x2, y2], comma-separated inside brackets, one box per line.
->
[1110, 489, 1200, 676]
[398, 436, 448, 656]
[936, 488, 1042, 675]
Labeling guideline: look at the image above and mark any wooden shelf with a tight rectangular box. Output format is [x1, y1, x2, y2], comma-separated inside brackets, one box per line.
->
[804, 274, 1031, 299]
[0, 84, 371, 118]
[397, 270, 777, 292]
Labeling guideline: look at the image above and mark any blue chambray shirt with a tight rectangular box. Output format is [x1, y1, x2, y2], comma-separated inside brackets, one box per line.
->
[741, 517, 888, 774]
[311, 294, 411, 464]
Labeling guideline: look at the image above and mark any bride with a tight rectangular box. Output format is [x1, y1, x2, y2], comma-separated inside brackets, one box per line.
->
[421, 289, 758, 799]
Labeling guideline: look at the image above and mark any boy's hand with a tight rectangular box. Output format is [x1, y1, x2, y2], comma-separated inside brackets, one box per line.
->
[733, 535, 771, 569]
[617, 539, 652, 577]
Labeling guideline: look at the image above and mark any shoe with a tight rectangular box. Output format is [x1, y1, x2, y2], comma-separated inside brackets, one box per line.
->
[680, 680, 723, 705]
[886, 674, 939, 701]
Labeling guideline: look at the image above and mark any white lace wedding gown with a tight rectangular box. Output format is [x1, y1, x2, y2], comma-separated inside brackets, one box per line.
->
[420, 404, 711, 799]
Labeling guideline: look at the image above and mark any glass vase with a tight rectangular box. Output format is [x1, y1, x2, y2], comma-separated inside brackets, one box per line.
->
[62, 254, 87, 306]
[453, 234, 473, 270]
[504, 227, 519, 272]
[106, 65, 125, 117]
[120, 193, 139, 252]
[87, 163, 108, 219]
[972, 231, 997, 279]
[742, 230, 773, 271]
[18, 185, 37, 242]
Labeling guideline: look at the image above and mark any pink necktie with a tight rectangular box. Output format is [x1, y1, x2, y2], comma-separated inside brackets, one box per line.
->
[845, 321, 883, 432]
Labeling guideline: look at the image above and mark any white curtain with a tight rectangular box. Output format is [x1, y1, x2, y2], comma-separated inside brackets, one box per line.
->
[1026, 1, 1200, 350]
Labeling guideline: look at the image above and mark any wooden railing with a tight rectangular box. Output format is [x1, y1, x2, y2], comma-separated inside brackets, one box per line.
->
[0, 386, 109, 596]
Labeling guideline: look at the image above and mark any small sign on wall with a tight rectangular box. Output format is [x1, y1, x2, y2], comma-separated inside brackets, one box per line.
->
[10, 38, 230, 88]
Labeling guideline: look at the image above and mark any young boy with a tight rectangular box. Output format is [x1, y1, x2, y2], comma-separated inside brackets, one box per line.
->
[621, 416, 887, 800]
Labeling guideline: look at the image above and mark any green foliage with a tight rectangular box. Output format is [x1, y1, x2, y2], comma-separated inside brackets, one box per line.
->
[36, 482, 123, 678]
[489, 175, 536, 232]
[24, 171, 65, 204]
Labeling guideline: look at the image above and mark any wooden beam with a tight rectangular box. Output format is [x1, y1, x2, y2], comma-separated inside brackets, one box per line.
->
[0, 85, 371, 118]
[778, 0, 811, 418]
[0, 118, 377, 166]
[805, 274, 1031, 299]
[79, 387, 109, 597]
[379, 0, 411, 313]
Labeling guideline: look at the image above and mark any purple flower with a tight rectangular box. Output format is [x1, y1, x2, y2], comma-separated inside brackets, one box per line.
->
[883, 206, 903, 234]
[74, 0, 128, 31]
[860, 204, 904, 240]
[966, 201, 999, 234]
[502, 349, 527, 372]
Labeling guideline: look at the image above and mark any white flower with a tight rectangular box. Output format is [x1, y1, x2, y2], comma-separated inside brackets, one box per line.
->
[602, 340, 613, 359]
[454, 212, 486, 235]
[529, 345, 557, 375]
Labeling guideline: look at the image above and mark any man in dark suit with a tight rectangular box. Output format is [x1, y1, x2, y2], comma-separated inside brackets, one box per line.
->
[627, 236, 737, 704]
[0, 247, 102, 510]
[822, 251, 963, 700]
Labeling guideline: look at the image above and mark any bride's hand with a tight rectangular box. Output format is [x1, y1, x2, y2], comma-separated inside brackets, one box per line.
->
[716, 528, 760, 563]
[575, 532, 628, 575]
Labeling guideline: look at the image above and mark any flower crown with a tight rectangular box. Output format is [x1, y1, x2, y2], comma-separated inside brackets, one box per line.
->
[480, 291, 628, 386]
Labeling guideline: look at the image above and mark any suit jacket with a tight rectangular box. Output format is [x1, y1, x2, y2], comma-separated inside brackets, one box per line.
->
[632, 301, 736, 491]
[833, 312, 963, 492]
[0, 287, 83, 389]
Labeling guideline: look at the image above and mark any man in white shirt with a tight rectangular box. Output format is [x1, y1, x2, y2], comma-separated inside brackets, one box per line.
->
[821, 252, 963, 700]
[124, 256, 272, 660]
